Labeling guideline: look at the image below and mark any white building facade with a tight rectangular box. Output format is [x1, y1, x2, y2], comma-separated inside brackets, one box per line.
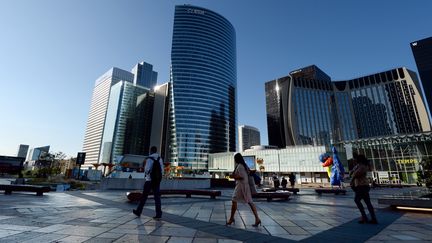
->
[209, 146, 337, 184]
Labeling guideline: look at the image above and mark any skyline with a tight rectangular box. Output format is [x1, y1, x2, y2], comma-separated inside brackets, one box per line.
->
[1, 0, 432, 157]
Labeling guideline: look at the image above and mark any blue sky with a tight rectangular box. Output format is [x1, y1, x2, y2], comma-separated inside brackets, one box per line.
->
[0, 0, 431, 157]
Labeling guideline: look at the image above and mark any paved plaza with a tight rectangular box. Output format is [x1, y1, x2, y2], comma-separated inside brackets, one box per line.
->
[0, 185, 431, 242]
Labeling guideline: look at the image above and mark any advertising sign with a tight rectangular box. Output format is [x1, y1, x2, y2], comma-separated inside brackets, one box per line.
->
[243, 156, 256, 170]
[76, 152, 86, 165]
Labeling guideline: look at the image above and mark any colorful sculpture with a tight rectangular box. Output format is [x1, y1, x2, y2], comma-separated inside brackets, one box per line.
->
[319, 147, 345, 187]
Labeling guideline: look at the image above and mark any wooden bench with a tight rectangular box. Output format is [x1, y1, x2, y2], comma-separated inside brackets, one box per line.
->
[0, 184, 51, 196]
[127, 189, 222, 201]
[262, 187, 300, 194]
[252, 192, 291, 202]
[315, 188, 346, 195]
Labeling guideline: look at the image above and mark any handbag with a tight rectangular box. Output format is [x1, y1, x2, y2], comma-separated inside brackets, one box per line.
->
[248, 174, 258, 195]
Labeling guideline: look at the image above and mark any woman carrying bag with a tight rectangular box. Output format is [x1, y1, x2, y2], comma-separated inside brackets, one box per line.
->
[226, 153, 261, 227]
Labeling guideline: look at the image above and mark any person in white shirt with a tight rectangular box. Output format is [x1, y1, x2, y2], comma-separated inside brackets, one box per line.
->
[133, 146, 164, 219]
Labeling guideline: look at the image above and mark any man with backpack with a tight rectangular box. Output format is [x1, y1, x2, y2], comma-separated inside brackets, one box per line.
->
[133, 146, 164, 219]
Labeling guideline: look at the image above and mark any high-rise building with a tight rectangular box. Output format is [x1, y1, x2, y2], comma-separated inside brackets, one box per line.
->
[238, 125, 260, 152]
[82, 68, 134, 169]
[27, 145, 50, 161]
[169, 5, 237, 169]
[99, 81, 170, 164]
[131, 62, 158, 89]
[265, 66, 431, 147]
[16, 144, 29, 158]
[411, 37, 432, 123]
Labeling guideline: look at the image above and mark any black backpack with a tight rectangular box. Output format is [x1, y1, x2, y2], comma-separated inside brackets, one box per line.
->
[149, 157, 162, 183]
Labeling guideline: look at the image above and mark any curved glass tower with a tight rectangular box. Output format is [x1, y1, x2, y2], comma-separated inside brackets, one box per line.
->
[170, 5, 237, 170]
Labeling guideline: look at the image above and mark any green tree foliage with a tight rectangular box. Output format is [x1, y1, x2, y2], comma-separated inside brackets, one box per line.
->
[34, 151, 67, 178]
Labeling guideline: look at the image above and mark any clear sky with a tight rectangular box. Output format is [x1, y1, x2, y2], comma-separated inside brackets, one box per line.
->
[0, 0, 431, 157]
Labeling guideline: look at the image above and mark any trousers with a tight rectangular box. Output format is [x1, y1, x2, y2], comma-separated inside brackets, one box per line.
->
[136, 180, 162, 217]
[354, 185, 376, 220]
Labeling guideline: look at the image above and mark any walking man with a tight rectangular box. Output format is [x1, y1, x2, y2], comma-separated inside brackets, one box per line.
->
[133, 146, 164, 219]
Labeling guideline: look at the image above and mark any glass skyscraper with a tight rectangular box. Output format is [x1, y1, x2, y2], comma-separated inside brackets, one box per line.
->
[266, 66, 431, 148]
[169, 5, 237, 169]
[83, 63, 160, 168]
[411, 37, 432, 123]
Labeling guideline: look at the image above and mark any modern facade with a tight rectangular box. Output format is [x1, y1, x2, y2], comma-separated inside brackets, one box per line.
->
[169, 5, 237, 170]
[82, 63, 160, 169]
[82, 68, 134, 169]
[338, 132, 432, 184]
[238, 125, 260, 152]
[411, 37, 432, 123]
[131, 62, 158, 89]
[266, 66, 431, 148]
[17, 144, 29, 158]
[26, 145, 50, 161]
[209, 146, 331, 184]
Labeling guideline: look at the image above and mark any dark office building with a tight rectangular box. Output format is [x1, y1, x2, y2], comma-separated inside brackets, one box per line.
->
[266, 66, 431, 147]
[411, 37, 432, 123]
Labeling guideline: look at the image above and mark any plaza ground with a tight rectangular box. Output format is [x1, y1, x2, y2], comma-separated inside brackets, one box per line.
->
[0, 185, 431, 242]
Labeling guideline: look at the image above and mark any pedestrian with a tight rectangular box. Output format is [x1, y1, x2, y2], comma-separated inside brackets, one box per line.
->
[350, 154, 378, 224]
[226, 153, 261, 227]
[281, 176, 288, 189]
[133, 146, 163, 219]
[288, 173, 296, 188]
[272, 173, 280, 188]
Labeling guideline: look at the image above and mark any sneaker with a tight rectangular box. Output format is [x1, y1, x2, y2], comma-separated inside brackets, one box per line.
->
[153, 215, 162, 219]
[132, 209, 141, 217]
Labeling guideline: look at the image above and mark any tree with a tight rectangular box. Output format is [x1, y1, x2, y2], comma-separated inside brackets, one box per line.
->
[34, 151, 67, 178]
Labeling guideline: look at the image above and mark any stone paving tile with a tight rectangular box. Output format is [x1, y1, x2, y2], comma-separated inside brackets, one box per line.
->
[151, 226, 197, 237]
[113, 234, 169, 242]
[192, 238, 218, 243]
[56, 235, 92, 243]
[0, 231, 45, 243]
[167, 236, 194, 243]
[95, 232, 125, 239]
[32, 223, 71, 233]
[83, 237, 116, 243]
[20, 233, 67, 243]
[54, 225, 110, 237]
[282, 226, 310, 235]
[0, 223, 40, 231]
[0, 229, 22, 239]
[391, 234, 422, 240]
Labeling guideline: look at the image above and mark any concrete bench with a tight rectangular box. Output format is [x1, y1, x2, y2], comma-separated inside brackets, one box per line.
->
[262, 187, 300, 194]
[252, 192, 291, 202]
[127, 189, 222, 201]
[0, 184, 51, 196]
[315, 188, 346, 195]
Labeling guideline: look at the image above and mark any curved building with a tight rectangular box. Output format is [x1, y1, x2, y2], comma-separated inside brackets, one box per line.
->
[169, 5, 237, 169]
[266, 65, 431, 147]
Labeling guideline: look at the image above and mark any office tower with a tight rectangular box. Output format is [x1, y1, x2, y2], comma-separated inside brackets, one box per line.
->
[99, 81, 169, 164]
[265, 66, 431, 147]
[17, 144, 29, 158]
[238, 125, 260, 152]
[131, 62, 158, 89]
[169, 5, 237, 169]
[83, 62, 167, 167]
[411, 37, 432, 123]
[99, 81, 152, 164]
[82, 68, 134, 169]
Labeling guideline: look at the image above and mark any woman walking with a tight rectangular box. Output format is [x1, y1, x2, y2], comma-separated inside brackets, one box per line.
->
[350, 154, 378, 224]
[226, 153, 261, 227]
